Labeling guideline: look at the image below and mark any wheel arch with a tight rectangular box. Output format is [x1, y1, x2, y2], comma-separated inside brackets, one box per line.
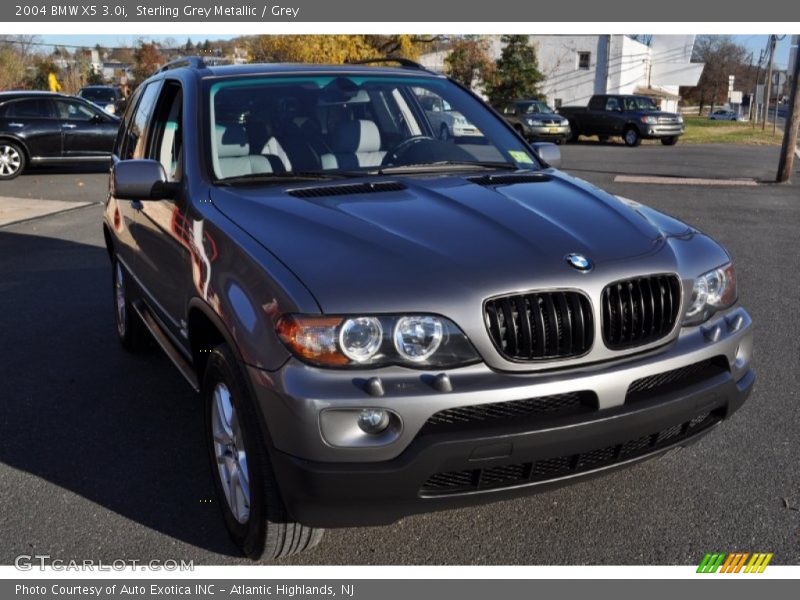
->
[186, 297, 245, 384]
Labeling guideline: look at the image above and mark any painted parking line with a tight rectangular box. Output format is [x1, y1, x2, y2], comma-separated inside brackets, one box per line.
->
[613, 175, 759, 186]
[0, 196, 95, 228]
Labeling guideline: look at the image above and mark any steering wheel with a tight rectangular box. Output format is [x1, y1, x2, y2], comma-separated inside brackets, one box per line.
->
[382, 135, 435, 166]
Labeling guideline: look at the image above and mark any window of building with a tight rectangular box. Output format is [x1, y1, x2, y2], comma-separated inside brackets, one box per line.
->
[578, 52, 591, 70]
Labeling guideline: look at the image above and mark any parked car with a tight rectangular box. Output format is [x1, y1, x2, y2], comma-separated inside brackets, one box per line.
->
[0, 91, 120, 180]
[104, 58, 754, 559]
[559, 94, 684, 146]
[498, 99, 570, 143]
[78, 85, 127, 115]
[709, 109, 741, 121]
[417, 93, 482, 139]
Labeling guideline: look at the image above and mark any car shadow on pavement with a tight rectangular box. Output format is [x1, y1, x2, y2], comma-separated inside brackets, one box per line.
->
[0, 228, 241, 558]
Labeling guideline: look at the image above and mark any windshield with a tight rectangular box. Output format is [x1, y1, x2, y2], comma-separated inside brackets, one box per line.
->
[521, 101, 554, 114]
[623, 96, 659, 112]
[80, 88, 117, 103]
[205, 74, 539, 182]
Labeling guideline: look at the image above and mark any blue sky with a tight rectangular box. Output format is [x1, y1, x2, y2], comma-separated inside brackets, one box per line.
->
[37, 34, 794, 70]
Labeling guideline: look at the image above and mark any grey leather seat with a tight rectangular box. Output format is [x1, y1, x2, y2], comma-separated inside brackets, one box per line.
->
[320, 119, 386, 170]
[213, 124, 272, 179]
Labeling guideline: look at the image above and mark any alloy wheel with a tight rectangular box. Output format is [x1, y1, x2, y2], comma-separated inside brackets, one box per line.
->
[212, 382, 251, 524]
[0, 145, 22, 177]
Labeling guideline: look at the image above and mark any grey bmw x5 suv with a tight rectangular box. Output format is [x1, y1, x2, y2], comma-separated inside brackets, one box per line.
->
[103, 57, 754, 559]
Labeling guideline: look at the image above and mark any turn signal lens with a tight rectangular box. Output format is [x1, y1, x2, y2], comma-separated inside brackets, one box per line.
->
[275, 315, 348, 366]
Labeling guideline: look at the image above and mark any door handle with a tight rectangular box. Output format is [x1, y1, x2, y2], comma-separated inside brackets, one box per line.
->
[8, 122, 24, 128]
[62, 123, 77, 129]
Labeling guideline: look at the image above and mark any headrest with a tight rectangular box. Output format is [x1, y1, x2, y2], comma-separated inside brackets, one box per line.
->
[215, 124, 250, 158]
[332, 119, 381, 154]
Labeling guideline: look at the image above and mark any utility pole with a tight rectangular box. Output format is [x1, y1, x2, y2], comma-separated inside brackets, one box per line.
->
[776, 39, 800, 182]
[752, 49, 764, 127]
[762, 35, 777, 131]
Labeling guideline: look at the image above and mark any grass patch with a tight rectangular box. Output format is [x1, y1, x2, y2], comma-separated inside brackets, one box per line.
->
[680, 116, 783, 145]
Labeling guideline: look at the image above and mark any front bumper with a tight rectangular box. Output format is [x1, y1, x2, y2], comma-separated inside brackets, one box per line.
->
[271, 365, 753, 527]
[643, 124, 684, 138]
[525, 124, 571, 140]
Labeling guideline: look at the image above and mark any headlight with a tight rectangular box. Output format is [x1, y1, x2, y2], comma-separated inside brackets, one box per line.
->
[640, 116, 658, 125]
[677, 115, 684, 123]
[394, 316, 443, 362]
[683, 263, 737, 326]
[276, 314, 479, 368]
[104, 103, 115, 114]
[526, 118, 544, 126]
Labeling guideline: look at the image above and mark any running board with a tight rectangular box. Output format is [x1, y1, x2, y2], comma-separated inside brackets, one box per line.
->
[131, 300, 200, 392]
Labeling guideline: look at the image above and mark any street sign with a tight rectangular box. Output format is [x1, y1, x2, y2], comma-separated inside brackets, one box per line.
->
[730, 91, 743, 104]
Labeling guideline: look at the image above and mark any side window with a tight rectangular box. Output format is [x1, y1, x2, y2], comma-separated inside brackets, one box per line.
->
[503, 105, 517, 115]
[605, 97, 620, 112]
[624, 97, 637, 111]
[55, 100, 97, 121]
[146, 82, 183, 182]
[119, 82, 161, 160]
[114, 86, 144, 157]
[4, 99, 54, 119]
[588, 96, 604, 110]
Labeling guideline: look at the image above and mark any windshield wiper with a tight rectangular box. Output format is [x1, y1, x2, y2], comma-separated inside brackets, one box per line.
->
[372, 161, 522, 175]
[216, 171, 359, 185]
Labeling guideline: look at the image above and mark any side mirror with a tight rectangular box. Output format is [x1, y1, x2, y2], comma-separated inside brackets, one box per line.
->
[530, 142, 561, 169]
[111, 159, 178, 200]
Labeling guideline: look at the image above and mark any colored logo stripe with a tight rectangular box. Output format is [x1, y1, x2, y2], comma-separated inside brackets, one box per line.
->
[697, 552, 773, 573]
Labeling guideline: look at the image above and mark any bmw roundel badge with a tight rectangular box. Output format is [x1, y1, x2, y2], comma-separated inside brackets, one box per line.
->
[565, 253, 593, 272]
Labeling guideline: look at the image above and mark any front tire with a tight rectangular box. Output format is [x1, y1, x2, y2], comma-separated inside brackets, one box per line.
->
[204, 344, 323, 559]
[112, 258, 150, 352]
[0, 141, 25, 180]
[623, 127, 642, 147]
[660, 136, 678, 146]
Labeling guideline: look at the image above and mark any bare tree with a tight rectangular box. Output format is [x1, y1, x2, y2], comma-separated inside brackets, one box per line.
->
[687, 35, 749, 114]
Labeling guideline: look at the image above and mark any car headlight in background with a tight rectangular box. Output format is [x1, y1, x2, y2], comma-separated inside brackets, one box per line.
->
[276, 314, 479, 368]
[526, 118, 544, 126]
[640, 116, 658, 125]
[104, 103, 116, 114]
[683, 263, 737, 326]
[677, 115, 684, 123]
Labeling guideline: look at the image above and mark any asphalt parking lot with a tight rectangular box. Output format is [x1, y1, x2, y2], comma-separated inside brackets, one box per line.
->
[1, 143, 798, 565]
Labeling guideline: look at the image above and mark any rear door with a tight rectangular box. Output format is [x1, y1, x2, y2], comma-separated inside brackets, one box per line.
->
[131, 80, 190, 339]
[54, 98, 119, 157]
[0, 97, 61, 159]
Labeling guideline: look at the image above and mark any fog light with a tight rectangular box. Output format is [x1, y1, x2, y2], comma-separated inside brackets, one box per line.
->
[357, 409, 390, 434]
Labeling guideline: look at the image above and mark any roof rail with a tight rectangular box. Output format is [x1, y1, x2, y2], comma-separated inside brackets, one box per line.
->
[159, 56, 207, 73]
[346, 57, 429, 71]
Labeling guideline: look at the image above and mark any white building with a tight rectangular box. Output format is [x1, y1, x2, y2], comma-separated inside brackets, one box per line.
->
[420, 35, 704, 112]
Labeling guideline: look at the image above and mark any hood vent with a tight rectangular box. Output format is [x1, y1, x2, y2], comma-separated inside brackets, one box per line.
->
[468, 173, 552, 187]
[287, 181, 406, 198]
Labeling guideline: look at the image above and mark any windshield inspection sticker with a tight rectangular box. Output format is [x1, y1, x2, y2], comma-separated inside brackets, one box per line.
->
[509, 151, 534, 164]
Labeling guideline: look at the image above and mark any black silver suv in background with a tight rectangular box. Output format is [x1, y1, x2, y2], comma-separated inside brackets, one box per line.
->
[104, 58, 754, 560]
[0, 91, 119, 180]
[498, 99, 570, 143]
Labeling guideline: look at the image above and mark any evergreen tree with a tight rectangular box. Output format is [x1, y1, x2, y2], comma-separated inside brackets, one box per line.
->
[487, 35, 543, 106]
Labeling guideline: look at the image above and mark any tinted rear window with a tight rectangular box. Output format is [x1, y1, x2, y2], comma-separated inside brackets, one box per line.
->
[0, 98, 53, 118]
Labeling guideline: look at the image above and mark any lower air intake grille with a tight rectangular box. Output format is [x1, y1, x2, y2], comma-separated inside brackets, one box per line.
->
[419, 410, 721, 496]
[485, 290, 593, 361]
[601, 274, 681, 350]
[626, 357, 728, 401]
[423, 391, 596, 429]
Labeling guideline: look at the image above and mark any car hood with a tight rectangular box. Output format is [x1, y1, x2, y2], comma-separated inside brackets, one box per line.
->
[210, 170, 679, 313]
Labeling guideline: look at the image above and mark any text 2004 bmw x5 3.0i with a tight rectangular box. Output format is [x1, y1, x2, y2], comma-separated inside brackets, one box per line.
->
[103, 58, 754, 559]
